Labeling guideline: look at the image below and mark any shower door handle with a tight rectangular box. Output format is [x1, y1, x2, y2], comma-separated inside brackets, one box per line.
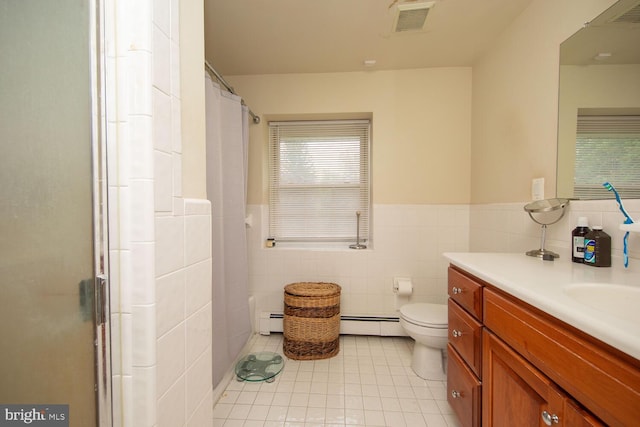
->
[95, 275, 107, 326]
[79, 275, 107, 325]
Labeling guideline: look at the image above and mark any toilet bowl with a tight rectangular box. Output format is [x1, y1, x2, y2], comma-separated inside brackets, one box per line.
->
[399, 302, 448, 380]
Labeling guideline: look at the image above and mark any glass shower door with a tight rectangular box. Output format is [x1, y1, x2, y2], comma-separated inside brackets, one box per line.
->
[0, 1, 108, 426]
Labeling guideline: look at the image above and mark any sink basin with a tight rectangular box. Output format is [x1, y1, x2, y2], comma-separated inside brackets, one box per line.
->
[564, 283, 640, 323]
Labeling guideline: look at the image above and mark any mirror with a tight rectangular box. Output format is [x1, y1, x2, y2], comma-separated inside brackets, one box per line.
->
[557, 0, 640, 199]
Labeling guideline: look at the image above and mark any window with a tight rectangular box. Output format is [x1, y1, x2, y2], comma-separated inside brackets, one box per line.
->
[268, 120, 371, 244]
[574, 114, 640, 199]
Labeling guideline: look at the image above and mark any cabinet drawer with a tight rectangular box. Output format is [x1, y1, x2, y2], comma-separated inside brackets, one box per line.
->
[448, 299, 483, 377]
[484, 288, 640, 427]
[448, 266, 483, 319]
[447, 344, 481, 427]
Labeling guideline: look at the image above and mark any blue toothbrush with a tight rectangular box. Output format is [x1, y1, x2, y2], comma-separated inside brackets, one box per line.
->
[603, 182, 634, 267]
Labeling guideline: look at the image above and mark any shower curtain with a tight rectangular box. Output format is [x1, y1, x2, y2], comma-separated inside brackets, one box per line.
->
[205, 75, 252, 388]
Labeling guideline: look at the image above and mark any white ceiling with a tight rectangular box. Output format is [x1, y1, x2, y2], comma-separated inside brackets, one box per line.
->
[204, 0, 534, 76]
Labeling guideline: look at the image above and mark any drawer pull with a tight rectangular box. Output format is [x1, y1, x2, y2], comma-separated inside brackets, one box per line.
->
[451, 390, 462, 399]
[452, 287, 463, 295]
[541, 411, 559, 426]
[452, 329, 463, 338]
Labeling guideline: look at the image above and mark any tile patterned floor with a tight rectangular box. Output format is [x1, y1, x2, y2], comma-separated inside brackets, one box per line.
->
[212, 334, 462, 427]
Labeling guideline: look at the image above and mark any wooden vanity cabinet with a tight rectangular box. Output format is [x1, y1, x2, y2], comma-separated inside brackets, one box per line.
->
[448, 299, 482, 376]
[484, 287, 639, 426]
[448, 266, 483, 318]
[447, 344, 481, 427]
[447, 266, 485, 427]
[447, 264, 640, 427]
[483, 328, 603, 427]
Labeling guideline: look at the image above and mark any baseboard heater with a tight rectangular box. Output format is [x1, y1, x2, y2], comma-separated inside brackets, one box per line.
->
[259, 312, 407, 337]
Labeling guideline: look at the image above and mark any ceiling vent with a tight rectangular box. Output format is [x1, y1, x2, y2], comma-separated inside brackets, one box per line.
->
[393, 1, 435, 32]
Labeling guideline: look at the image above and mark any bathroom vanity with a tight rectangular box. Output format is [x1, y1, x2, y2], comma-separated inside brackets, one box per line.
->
[444, 253, 640, 427]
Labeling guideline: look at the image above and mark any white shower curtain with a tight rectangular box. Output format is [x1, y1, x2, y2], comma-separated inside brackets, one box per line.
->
[205, 75, 252, 389]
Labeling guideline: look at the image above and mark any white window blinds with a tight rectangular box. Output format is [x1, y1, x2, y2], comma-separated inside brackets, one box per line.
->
[268, 120, 371, 243]
[574, 115, 640, 199]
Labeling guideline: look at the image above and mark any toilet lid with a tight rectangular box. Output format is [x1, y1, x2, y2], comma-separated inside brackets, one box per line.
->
[400, 303, 447, 328]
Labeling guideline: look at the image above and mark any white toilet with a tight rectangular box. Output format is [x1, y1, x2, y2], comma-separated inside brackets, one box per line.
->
[399, 302, 448, 380]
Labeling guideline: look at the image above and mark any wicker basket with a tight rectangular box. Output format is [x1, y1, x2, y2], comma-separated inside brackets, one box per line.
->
[283, 282, 341, 360]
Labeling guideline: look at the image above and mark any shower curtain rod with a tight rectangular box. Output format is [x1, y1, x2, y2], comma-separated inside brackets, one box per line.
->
[204, 60, 260, 124]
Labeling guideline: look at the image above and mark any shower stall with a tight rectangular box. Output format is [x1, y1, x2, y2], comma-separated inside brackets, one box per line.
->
[0, 1, 111, 426]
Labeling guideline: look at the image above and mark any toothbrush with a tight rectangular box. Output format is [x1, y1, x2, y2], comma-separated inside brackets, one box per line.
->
[603, 182, 634, 224]
[603, 182, 634, 267]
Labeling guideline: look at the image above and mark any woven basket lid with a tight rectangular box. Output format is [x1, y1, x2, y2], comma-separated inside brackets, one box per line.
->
[284, 282, 341, 297]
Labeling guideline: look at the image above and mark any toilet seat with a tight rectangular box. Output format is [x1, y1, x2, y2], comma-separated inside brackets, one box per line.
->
[400, 303, 447, 328]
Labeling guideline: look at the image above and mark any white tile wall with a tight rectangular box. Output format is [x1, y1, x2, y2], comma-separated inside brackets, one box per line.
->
[186, 304, 213, 366]
[172, 152, 183, 198]
[106, 1, 213, 426]
[154, 198, 213, 427]
[131, 179, 155, 241]
[133, 304, 157, 367]
[153, 150, 174, 212]
[153, 0, 171, 35]
[133, 366, 157, 425]
[130, 116, 154, 179]
[157, 323, 185, 396]
[185, 214, 211, 264]
[157, 376, 185, 427]
[247, 199, 640, 326]
[187, 347, 214, 415]
[153, 87, 173, 152]
[129, 50, 154, 116]
[188, 390, 214, 427]
[106, 0, 138, 423]
[131, 242, 157, 305]
[156, 270, 186, 337]
[186, 258, 213, 309]
[127, 1, 152, 51]
[152, 25, 172, 95]
[246, 204, 470, 320]
[171, 98, 183, 153]
[469, 199, 640, 265]
[155, 216, 185, 275]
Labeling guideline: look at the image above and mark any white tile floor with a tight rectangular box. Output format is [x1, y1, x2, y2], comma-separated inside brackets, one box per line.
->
[212, 334, 462, 427]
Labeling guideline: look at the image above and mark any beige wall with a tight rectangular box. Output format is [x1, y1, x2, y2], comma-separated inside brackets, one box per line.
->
[180, 0, 207, 199]
[228, 68, 472, 205]
[470, 0, 617, 203]
[188, 0, 619, 204]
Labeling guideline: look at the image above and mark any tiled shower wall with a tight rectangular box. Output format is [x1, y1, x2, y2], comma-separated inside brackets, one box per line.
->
[106, 1, 213, 426]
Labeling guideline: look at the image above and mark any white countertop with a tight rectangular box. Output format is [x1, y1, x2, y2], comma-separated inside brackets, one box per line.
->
[443, 252, 640, 361]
